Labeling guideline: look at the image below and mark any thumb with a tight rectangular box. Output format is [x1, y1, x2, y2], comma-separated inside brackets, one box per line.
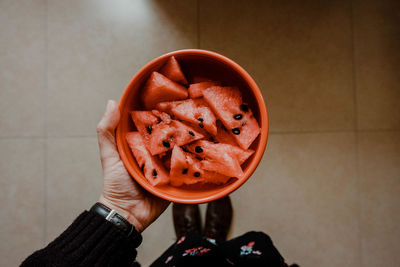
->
[97, 100, 120, 167]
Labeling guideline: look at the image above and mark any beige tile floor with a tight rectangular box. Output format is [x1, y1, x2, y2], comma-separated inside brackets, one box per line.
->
[0, 0, 399, 266]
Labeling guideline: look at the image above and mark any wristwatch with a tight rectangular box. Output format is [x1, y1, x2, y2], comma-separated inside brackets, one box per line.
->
[90, 202, 135, 237]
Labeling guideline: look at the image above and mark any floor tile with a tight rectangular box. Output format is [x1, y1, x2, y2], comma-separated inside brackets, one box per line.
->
[0, 0, 45, 137]
[0, 138, 44, 266]
[47, 0, 197, 136]
[45, 137, 103, 242]
[354, 0, 400, 130]
[358, 131, 400, 267]
[230, 132, 360, 266]
[137, 205, 176, 265]
[200, 0, 355, 132]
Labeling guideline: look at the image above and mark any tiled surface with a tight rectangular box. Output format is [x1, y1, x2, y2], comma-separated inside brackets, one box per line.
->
[45, 137, 102, 243]
[1, 1, 400, 266]
[354, 0, 400, 130]
[0, 139, 45, 266]
[358, 132, 400, 267]
[47, 0, 197, 136]
[200, 0, 355, 132]
[231, 133, 359, 266]
[0, 0, 46, 137]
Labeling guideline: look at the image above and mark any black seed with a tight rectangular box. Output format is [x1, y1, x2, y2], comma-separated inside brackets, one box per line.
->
[152, 169, 157, 177]
[193, 172, 201, 177]
[197, 117, 204, 122]
[140, 164, 145, 172]
[182, 168, 188, 174]
[189, 131, 195, 136]
[182, 147, 189, 152]
[146, 125, 152, 134]
[195, 146, 203, 153]
[162, 140, 170, 148]
[232, 128, 241, 135]
[234, 114, 243, 120]
[199, 123, 204, 128]
[240, 104, 249, 112]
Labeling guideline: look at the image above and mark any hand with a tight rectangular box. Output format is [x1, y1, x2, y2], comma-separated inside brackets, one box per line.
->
[97, 100, 170, 232]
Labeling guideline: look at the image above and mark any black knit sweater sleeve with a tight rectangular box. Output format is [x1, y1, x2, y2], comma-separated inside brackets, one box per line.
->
[20, 210, 142, 267]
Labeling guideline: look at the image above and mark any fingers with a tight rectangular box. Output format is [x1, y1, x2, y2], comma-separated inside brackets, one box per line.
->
[97, 100, 121, 165]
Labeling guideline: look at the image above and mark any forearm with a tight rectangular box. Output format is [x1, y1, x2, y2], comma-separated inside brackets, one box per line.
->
[21, 210, 142, 267]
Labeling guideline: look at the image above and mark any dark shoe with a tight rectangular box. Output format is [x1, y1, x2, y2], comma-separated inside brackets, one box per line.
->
[204, 196, 233, 241]
[173, 203, 202, 238]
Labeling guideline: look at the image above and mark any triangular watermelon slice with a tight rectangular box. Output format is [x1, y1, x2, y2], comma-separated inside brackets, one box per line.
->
[156, 98, 217, 135]
[159, 56, 188, 85]
[203, 86, 260, 149]
[188, 81, 221, 98]
[186, 140, 244, 178]
[170, 146, 230, 186]
[131, 110, 203, 156]
[142, 72, 188, 109]
[126, 132, 169, 186]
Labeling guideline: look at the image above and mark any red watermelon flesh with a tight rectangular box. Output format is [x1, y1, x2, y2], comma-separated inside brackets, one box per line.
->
[214, 121, 238, 146]
[131, 110, 203, 156]
[186, 140, 244, 178]
[203, 86, 260, 149]
[148, 120, 204, 155]
[142, 72, 188, 109]
[188, 81, 221, 98]
[126, 132, 169, 186]
[170, 146, 230, 186]
[159, 56, 188, 85]
[156, 98, 217, 135]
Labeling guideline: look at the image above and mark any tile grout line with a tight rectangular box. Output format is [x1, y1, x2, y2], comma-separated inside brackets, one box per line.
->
[196, 0, 200, 49]
[43, 0, 49, 246]
[350, 1, 363, 266]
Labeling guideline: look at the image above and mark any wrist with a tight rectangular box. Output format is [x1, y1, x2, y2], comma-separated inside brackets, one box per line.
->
[98, 195, 145, 232]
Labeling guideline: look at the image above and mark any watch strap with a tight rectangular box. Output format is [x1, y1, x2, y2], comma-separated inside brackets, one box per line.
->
[90, 202, 134, 236]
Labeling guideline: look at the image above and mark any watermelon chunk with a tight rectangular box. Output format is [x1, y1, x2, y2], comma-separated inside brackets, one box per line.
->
[159, 56, 188, 85]
[126, 132, 169, 186]
[131, 110, 203, 156]
[170, 146, 230, 186]
[142, 72, 188, 109]
[186, 140, 244, 178]
[203, 86, 260, 149]
[188, 81, 221, 98]
[214, 121, 238, 146]
[156, 98, 217, 135]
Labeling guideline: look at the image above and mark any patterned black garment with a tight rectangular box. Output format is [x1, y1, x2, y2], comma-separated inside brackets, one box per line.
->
[150, 232, 291, 267]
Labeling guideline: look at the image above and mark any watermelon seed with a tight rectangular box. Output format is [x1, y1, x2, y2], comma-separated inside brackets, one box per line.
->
[146, 125, 152, 134]
[240, 104, 249, 112]
[182, 147, 189, 152]
[162, 140, 170, 148]
[234, 114, 243, 120]
[193, 172, 201, 177]
[232, 128, 241, 135]
[182, 168, 188, 174]
[195, 146, 203, 153]
[197, 117, 204, 122]
[189, 131, 195, 136]
[199, 123, 204, 128]
[152, 169, 157, 177]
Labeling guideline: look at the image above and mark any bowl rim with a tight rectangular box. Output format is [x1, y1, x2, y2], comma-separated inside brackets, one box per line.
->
[116, 49, 269, 204]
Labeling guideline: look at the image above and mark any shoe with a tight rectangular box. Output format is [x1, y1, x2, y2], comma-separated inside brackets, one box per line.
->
[204, 196, 233, 241]
[172, 203, 202, 238]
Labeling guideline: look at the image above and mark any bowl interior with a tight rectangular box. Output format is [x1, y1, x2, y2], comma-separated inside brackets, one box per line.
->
[117, 50, 268, 203]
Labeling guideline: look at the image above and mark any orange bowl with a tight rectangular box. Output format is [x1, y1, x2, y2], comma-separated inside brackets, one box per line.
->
[116, 49, 268, 204]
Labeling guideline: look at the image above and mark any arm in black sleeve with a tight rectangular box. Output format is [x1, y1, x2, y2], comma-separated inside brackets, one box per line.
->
[20, 210, 142, 267]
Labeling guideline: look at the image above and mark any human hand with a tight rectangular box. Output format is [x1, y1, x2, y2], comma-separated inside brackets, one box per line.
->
[97, 100, 170, 232]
